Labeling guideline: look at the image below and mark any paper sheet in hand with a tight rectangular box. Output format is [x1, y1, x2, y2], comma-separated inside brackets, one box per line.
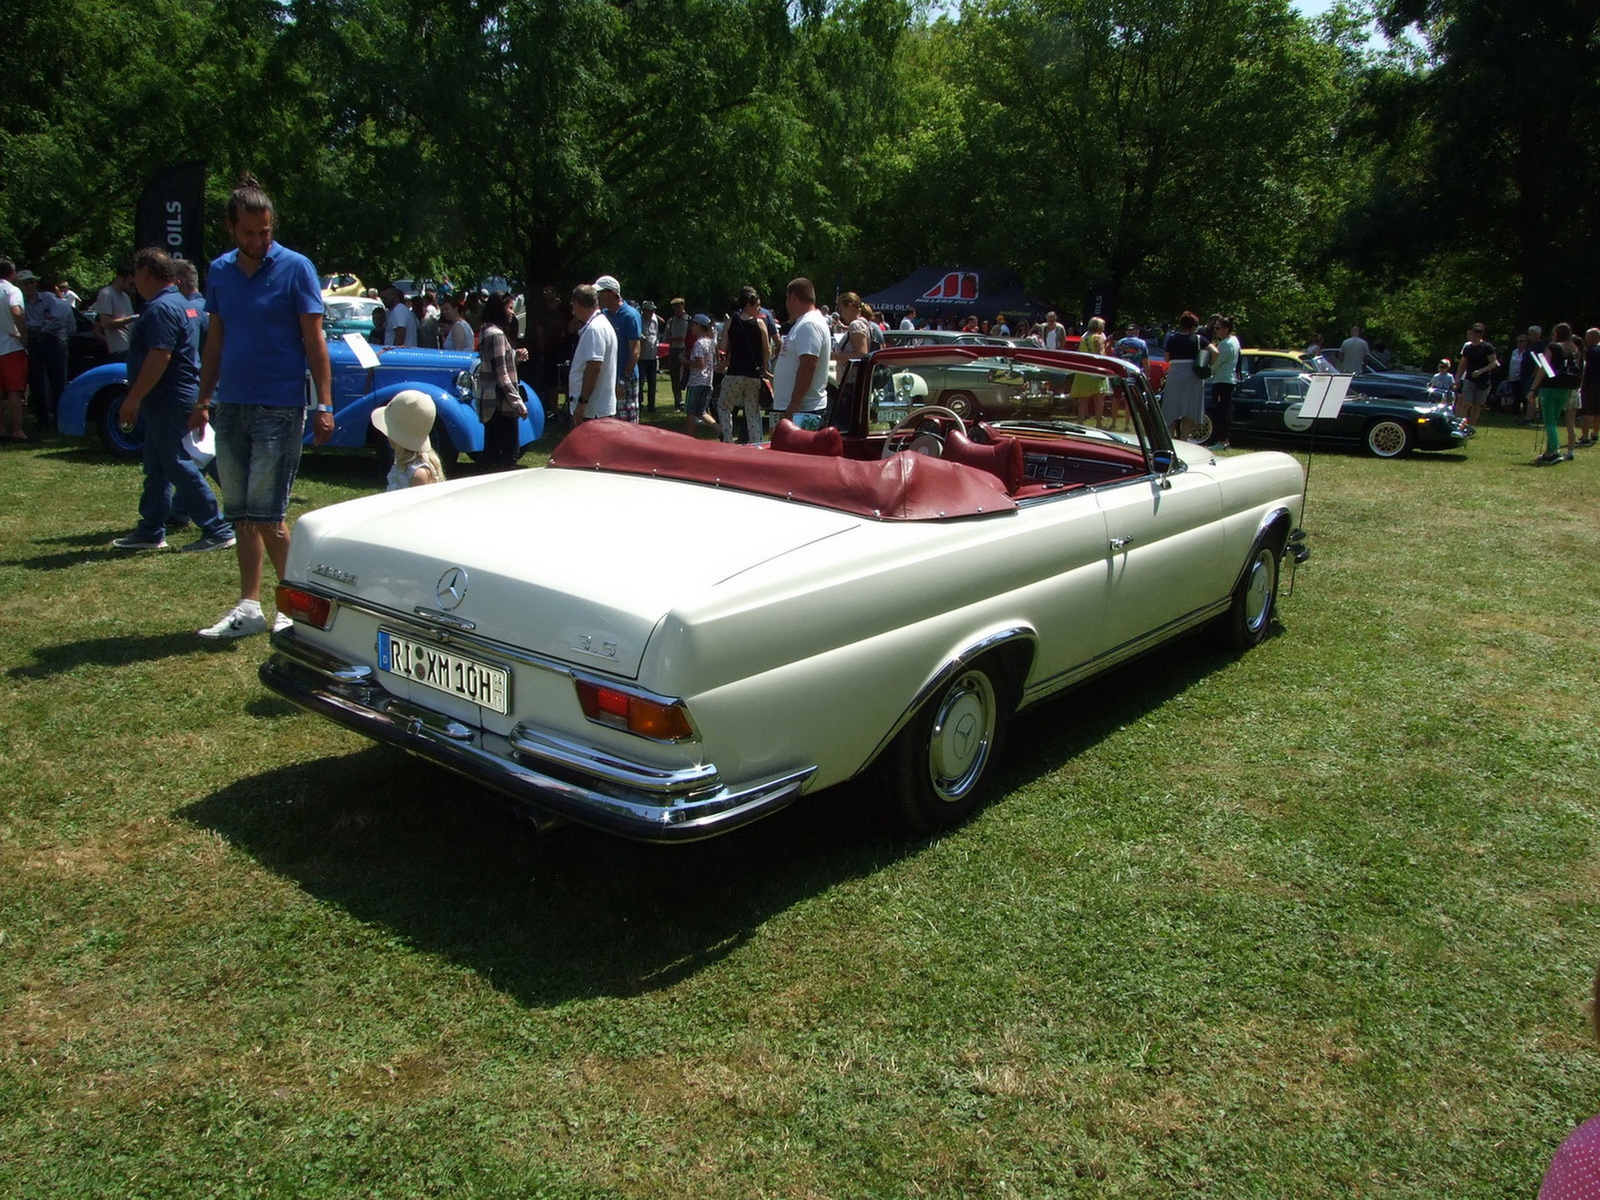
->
[1299, 373, 1352, 421]
[183, 420, 216, 468]
[344, 332, 381, 369]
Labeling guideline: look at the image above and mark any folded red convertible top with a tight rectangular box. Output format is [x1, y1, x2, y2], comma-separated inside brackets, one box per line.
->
[549, 420, 1018, 520]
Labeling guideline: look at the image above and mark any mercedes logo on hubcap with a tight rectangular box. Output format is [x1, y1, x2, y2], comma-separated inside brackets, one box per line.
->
[436, 567, 468, 610]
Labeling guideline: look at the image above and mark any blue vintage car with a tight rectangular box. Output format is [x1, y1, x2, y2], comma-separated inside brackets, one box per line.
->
[57, 340, 543, 463]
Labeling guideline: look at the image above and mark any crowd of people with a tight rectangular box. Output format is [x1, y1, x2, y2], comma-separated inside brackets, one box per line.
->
[8, 169, 1600, 651]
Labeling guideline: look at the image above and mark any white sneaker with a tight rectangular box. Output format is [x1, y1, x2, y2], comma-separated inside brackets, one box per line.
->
[199, 603, 269, 640]
[272, 612, 293, 633]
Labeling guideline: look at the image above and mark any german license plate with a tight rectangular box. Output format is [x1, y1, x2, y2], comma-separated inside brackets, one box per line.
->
[377, 630, 509, 714]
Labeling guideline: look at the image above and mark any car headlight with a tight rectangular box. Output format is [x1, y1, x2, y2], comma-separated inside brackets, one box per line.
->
[454, 364, 477, 400]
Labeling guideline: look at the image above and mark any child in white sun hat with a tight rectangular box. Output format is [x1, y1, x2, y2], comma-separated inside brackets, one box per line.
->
[371, 389, 446, 491]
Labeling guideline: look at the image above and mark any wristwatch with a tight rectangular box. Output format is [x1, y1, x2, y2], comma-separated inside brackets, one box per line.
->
[314, 404, 334, 413]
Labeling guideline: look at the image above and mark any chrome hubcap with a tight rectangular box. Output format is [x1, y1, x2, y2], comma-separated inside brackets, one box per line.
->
[927, 670, 996, 803]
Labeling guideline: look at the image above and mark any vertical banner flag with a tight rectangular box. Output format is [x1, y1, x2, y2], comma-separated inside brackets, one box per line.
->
[134, 160, 207, 265]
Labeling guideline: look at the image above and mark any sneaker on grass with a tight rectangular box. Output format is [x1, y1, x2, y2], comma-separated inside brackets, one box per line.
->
[111, 531, 168, 551]
[272, 612, 293, 634]
[181, 531, 237, 553]
[199, 602, 269, 640]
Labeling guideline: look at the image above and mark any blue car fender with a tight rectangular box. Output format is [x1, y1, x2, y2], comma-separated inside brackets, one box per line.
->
[58, 362, 130, 438]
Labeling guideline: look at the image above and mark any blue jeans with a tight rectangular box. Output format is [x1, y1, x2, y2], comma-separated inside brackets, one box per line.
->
[137, 402, 233, 541]
[213, 402, 305, 524]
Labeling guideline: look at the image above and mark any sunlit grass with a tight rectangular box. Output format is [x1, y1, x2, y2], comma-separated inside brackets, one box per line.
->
[1, 419, 1597, 1197]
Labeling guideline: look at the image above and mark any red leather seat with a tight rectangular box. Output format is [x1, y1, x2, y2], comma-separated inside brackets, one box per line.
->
[942, 428, 1024, 494]
[770, 419, 844, 457]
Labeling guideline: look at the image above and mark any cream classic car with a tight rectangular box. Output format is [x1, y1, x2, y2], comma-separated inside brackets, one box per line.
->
[261, 346, 1309, 841]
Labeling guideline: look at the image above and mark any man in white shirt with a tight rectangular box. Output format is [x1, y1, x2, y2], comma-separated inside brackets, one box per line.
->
[94, 267, 137, 360]
[1041, 311, 1068, 349]
[382, 285, 416, 347]
[0, 259, 29, 441]
[1338, 324, 1370, 374]
[899, 305, 917, 331]
[770, 277, 830, 431]
[568, 283, 619, 422]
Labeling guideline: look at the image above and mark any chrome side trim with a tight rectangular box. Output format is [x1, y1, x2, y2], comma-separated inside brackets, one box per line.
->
[260, 633, 813, 843]
[1018, 600, 1231, 709]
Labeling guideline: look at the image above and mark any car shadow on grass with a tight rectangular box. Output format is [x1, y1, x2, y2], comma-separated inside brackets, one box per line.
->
[179, 627, 1260, 1009]
[181, 747, 901, 1008]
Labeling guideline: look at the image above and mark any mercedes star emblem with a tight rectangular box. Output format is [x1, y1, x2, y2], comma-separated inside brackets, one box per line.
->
[436, 567, 468, 610]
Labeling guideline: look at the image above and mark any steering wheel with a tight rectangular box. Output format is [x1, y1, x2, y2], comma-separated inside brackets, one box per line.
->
[881, 404, 969, 459]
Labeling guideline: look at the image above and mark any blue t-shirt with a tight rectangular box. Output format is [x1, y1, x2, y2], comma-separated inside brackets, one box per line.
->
[128, 285, 204, 409]
[605, 301, 643, 380]
[205, 242, 323, 406]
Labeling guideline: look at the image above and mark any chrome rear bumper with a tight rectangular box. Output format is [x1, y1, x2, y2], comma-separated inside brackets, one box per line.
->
[259, 630, 813, 842]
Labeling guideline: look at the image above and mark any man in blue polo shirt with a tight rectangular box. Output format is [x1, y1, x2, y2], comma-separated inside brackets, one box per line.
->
[595, 274, 641, 423]
[192, 174, 333, 639]
[109, 248, 235, 554]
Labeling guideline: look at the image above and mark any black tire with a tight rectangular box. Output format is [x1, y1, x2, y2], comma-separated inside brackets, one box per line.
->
[93, 385, 143, 457]
[887, 658, 1010, 834]
[434, 422, 461, 468]
[1364, 418, 1412, 458]
[1226, 541, 1280, 650]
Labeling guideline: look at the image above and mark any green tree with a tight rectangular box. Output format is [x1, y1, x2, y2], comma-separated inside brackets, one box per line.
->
[941, 0, 1350, 333]
[1353, 0, 1600, 333]
[0, 0, 287, 283]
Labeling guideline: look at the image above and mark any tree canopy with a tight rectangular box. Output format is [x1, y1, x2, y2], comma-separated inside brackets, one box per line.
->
[2, 0, 1593, 355]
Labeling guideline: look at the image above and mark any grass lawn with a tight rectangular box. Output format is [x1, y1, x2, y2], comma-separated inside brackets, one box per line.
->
[1, 416, 1597, 1197]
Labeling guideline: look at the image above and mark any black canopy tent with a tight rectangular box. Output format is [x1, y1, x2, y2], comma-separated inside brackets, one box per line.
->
[860, 267, 1052, 323]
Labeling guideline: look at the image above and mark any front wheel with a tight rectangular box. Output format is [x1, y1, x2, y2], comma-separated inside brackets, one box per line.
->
[1364, 418, 1412, 458]
[94, 385, 143, 457]
[1226, 542, 1279, 650]
[887, 659, 1010, 834]
[433, 422, 461, 469]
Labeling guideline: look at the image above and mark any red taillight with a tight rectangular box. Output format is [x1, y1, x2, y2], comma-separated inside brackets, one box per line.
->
[275, 585, 333, 630]
[575, 680, 693, 741]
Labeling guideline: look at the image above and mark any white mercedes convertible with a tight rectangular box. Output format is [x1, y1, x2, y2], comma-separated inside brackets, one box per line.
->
[262, 346, 1309, 841]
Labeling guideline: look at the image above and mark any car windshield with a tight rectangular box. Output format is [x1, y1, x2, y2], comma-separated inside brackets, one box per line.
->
[862, 351, 1158, 455]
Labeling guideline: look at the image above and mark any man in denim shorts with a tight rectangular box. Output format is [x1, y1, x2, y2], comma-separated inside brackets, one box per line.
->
[192, 174, 334, 639]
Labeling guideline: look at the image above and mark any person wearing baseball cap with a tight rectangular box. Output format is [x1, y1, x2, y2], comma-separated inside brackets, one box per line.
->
[639, 300, 661, 411]
[594, 275, 641, 422]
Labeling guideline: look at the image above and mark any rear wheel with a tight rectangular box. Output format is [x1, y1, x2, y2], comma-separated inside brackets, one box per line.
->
[94, 385, 143, 457]
[1226, 542, 1280, 650]
[887, 658, 1010, 834]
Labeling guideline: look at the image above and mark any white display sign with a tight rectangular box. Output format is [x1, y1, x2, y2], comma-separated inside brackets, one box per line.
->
[1298, 372, 1352, 421]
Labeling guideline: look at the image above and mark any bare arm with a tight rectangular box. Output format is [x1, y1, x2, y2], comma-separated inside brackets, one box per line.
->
[790, 354, 819, 408]
[300, 312, 335, 446]
[576, 360, 602, 421]
[192, 312, 226, 432]
[118, 349, 172, 427]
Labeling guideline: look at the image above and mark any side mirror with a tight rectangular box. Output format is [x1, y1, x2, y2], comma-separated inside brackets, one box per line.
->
[1150, 449, 1176, 474]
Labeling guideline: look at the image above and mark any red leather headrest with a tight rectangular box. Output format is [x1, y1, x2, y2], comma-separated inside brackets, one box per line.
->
[943, 428, 1024, 494]
[770, 419, 844, 457]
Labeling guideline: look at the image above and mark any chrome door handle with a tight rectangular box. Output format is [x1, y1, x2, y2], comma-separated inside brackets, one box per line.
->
[1109, 536, 1134, 551]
